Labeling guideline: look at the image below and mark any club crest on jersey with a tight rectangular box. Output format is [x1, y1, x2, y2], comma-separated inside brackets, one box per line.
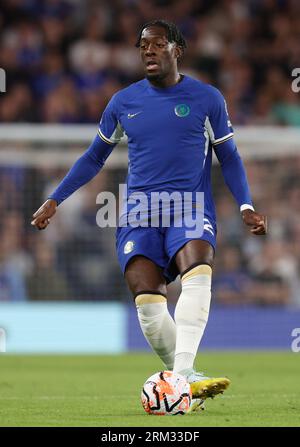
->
[124, 240, 135, 254]
[174, 104, 190, 117]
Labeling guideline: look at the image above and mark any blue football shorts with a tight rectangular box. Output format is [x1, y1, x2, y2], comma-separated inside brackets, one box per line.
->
[116, 214, 217, 283]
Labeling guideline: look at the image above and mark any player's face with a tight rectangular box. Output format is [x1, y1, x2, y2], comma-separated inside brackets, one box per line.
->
[139, 26, 179, 81]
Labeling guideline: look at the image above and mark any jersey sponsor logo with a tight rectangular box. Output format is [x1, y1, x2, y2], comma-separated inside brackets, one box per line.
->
[127, 111, 142, 119]
[174, 104, 190, 117]
[124, 240, 135, 254]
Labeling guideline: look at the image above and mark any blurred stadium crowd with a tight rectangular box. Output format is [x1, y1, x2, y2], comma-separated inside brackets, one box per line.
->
[1, 0, 300, 125]
[0, 0, 300, 306]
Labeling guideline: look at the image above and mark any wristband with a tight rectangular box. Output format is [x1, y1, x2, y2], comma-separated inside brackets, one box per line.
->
[240, 204, 255, 212]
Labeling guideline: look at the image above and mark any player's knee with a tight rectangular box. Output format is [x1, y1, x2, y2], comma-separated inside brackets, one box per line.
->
[175, 240, 215, 275]
[128, 281, 167, 300]
[125, 256, 167, 298]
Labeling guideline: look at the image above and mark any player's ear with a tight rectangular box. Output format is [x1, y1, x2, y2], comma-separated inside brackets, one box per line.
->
[175, 45, 183, 60]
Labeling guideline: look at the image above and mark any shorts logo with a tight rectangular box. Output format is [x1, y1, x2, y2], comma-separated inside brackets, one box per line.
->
[124, 240, 135, 254]
[174, 104, 190, 117]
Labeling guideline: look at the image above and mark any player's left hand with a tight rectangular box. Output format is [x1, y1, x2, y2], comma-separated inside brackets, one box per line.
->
[241, 209, 267, 235]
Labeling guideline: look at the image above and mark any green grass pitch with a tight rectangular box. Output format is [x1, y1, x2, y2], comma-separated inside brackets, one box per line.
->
[0, 352, 299, 427]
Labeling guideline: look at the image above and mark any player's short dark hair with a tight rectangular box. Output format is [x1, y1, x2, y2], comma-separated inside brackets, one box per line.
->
[135, 19, 187, 52]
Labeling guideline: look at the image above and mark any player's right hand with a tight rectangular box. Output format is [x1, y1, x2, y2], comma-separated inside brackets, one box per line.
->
[31, 199, 57, 230]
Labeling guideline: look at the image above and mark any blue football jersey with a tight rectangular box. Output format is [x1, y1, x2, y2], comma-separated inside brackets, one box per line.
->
[98, 75, 234, 223]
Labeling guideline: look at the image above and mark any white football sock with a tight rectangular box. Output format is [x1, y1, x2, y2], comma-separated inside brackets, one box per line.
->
[173, 265, 212, 374]
[135, 293, 176, 370]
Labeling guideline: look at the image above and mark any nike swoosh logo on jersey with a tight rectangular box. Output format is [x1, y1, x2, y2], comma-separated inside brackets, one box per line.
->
[127, 112, 142, 119]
